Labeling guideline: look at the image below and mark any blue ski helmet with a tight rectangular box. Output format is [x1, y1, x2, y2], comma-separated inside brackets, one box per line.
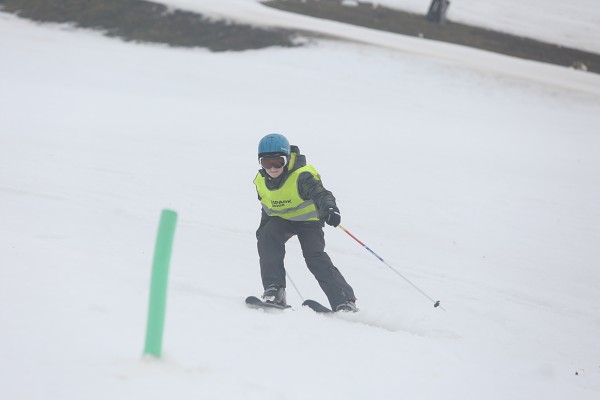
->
[258, 133, 290, 157]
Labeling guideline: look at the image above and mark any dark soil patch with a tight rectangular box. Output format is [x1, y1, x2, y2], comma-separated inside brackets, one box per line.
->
[264, 0, 600, 74]
[0, 0, 300, 51]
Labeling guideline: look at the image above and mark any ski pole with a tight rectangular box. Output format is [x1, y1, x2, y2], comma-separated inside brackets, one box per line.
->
[337, 224, 445, 311]
[286, 271, 305, 303]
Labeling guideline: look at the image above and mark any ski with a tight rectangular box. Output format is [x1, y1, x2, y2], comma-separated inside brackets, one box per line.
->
[302, 299, 333, 314]
[245, 296, 344, 314]
[245, 295, 291, 310]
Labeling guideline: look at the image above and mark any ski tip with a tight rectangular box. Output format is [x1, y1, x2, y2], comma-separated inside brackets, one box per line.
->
[302, 299, 333, 314]
[245, 295, 261, 304]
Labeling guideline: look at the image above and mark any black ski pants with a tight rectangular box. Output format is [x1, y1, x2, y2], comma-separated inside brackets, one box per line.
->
[257, 216, 356, 309]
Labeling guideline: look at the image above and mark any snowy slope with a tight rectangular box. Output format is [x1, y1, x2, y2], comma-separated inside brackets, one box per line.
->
[148, 0, 600, 94]
[156, 0, 600, 54]
[378, 0, 600, 54]
[1, 3, 600, 400]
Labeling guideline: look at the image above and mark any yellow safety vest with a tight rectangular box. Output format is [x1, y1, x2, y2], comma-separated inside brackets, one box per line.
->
[254, 165, 320, 221]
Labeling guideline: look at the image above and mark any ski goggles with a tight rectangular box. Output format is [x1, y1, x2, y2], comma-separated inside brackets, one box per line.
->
[259, 155, 287, 169]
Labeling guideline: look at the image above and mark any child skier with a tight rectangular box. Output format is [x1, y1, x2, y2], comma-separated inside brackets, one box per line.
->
[253, 133, 357, 312]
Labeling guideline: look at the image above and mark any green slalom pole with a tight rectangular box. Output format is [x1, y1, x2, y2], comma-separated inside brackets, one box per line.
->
[144, 209, 178, 357]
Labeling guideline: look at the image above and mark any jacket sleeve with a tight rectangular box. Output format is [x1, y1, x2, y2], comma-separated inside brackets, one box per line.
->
[297, 171, 339, 218]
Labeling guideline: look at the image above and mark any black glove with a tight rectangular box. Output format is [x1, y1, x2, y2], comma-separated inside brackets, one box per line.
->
[325, 208, 341, 227]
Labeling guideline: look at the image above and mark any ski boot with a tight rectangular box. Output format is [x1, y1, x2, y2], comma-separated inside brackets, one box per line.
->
[335, 300, 358, 313]
[262, 285, 286, 307]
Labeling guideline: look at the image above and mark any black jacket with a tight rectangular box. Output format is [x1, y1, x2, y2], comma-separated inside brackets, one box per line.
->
[256, 145, 339, 227]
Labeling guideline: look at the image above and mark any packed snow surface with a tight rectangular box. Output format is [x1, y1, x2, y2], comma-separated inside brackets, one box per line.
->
[1, 1, 600, 399]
